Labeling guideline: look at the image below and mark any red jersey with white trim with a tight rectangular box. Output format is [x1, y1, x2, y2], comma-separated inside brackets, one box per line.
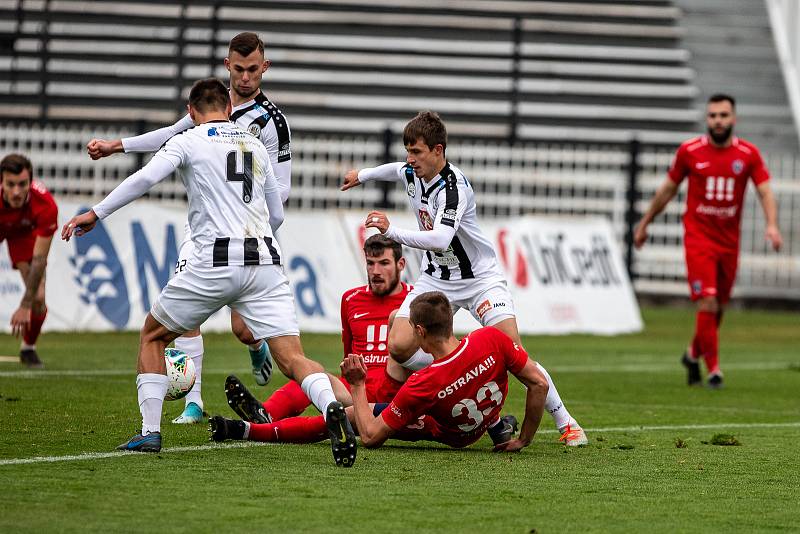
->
[381, 326, 529, 448]
[0, 181, 58, 241]
[668, 135, 769, 252]
[341, 282, 411, 390]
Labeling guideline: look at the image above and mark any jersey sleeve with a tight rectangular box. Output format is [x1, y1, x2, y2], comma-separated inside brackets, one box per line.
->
[432, 175, 468, 231]
[749, 145, 770, 185]
[31, 183, 58, 238]
[381, 373, 434, 430]
[488, 327, 529, 374]
[667, 143, 690, 184]
[122, 114, 194, 153]
[260, 120, 291, 203]
[357, 162, 406, 184]
[340, 293, 353, 359]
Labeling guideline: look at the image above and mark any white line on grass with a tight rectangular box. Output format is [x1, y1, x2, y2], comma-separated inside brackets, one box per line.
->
[0, 361, 794, 378]
[1, 422, 798, 466]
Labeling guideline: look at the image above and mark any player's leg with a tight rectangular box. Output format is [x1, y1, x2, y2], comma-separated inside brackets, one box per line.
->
[230, 310, 273, 386]
[471, 281, 588, 446]
[705, 251, 738, 389]
[210, 413, 328, 444]
[685, 245, 721, 387]
[231, 265, 356, 466]
[10, 236, 47, 368]
[171, 328, 206, 424]
[388, 285, 436, 372]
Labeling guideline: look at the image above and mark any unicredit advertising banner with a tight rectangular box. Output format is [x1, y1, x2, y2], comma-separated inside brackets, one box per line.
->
[0, 202, 641, 335]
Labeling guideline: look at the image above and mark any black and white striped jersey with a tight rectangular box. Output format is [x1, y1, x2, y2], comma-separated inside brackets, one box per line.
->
[358, 161, 503, 281]
[156, 121, 283, 268]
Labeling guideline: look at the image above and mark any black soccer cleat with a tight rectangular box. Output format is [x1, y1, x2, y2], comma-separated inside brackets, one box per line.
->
[20, 349, 43, 369]
[225, 375, 271, 424]
[208, 415, 247, 442]
[326, 401, 357, 468]
[116, 431, 162, 452]
[707, 373, 724, 390]
[488, 415, 519, 446]
[681, 352, 702, 386]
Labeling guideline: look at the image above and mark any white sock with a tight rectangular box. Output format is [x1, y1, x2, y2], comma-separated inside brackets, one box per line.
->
[300, 372, 337, 419]
[175, 335, 204, 409]
[137, 373, 169, 435]
[535, 363, 575, 430]
[20, 341, 35, 351]
[401, 349, 434, 371]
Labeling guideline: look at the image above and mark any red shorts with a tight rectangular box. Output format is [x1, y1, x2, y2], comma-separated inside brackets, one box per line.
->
[390, 415, 483, 449]
[684, 243, 739, 304]
[340, 368, 404, 404]
[3, 233, 36, 268]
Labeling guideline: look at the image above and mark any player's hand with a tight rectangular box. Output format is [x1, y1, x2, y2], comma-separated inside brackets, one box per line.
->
[341, 169, 361, 191]
[340, 354, 368, 385]
[765, 225, 783, 252]
[10, 305, 31, 338]
[61, 210, 99, 241]
[492, 438, 529, 453]
[365, 211, 389, 234]
[633, 221, 648, 249]
[86, 138, 122, 160]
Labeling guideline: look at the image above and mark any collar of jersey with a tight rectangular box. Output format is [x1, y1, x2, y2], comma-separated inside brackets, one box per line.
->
[430, 337, 469, 367]
[231, 91, 265, 113]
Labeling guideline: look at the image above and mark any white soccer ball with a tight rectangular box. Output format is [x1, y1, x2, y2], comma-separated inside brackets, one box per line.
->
[164, 347, 196, 401]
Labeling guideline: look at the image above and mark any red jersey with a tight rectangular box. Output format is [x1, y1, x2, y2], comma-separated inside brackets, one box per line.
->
[340, 282, 411, 397]
[668, 135, 769, 252]
[0, 181, 58, 241]
[382, 326, 529, 448]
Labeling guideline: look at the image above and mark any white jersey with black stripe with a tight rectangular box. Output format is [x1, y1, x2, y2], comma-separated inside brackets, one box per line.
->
[360, 161, 502, 281]
[155, 121, 283, 268]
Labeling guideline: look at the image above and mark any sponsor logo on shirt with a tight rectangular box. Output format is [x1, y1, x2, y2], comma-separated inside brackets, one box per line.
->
[696, 203, 738, 218]
[476, 299, 492, 318]
[695, 161, 710, 170]
[442, 208, 457, 222]
[362, 354, 389, 366]
[732, 159, 744, 175]
[436, 355, 496, 399]
[207, 127, 218, 137]
[390, 404, 402, 418]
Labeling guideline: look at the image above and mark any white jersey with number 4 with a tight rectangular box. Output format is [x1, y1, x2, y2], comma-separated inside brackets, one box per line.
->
[154, 121, 283, 268]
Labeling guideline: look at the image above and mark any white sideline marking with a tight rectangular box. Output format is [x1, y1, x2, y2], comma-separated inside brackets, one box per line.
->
[1, 422, 798, 467]
[0, 360, 794, 378]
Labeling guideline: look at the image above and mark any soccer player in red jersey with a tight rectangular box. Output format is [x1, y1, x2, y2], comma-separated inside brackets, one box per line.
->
[1, 154, 58, 368]
[214, 234, 412, 443]
[634, 94, 783, 389]
[341, 291, 548, 451]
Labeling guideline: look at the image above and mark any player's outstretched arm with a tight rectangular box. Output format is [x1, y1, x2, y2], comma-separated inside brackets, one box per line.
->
[633, 178, 679, 249]
[61, 210, 98, 241]
[341, 162, 406, 191]
[341, 354, 394, 448]
[494, 359, 548, 452]
[86, 139, 123, 160]
[755, 181, 783, 251]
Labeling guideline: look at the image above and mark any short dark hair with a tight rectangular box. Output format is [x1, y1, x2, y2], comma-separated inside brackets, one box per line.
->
[0, 153, 33, 178]
[363, 234, 402, 262]
[409, 291, 453, 339]
[188, 78, 230, 114]
[403, 111, 447, 150]
[708, 93, 736, 109]
[229, 32, 264, 57]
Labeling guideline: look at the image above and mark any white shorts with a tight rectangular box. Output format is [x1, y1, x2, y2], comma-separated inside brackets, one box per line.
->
[396, 273, 515, 327]
[152, 262, 300, 340]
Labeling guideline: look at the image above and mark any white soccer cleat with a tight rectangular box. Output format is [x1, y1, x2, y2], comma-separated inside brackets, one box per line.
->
[559, 421, 588, 447]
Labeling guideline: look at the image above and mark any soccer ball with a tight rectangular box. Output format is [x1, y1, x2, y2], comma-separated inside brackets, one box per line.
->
[164, 347, 196, 401]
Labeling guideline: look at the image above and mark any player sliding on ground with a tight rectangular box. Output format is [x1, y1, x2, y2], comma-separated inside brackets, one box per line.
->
[62, 78, 356, 466]
[86, 32, 290, 423]
[341, 111, 587, 445]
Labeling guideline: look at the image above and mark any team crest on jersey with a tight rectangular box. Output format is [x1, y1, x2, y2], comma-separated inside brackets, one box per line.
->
[248, 124, 261, 137]
[418, 209, 433, 230]
[407, 182, 416, 197]
[732, 159, 744, 175]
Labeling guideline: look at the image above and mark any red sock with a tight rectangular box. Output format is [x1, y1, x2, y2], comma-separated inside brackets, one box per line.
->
[696, 311, 720, 374]
[23, 308, 47, 346]
[263, 380, 310, 421]
[247, 415, 327, 443]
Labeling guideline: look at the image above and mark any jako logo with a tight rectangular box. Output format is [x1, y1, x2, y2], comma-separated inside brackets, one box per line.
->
[70, 208, 130, 329]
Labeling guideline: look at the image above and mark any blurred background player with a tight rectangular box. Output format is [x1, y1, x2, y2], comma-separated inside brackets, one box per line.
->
[341, 291, 547, 451]
[634, 94, 783, 389]
[63, 79, 355, 466]
[0, 154, 58, 368]
[341, 111, 587, 446]
[85, 31, 291, 423]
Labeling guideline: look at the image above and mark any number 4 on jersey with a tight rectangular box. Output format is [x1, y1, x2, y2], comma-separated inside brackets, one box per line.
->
[226, 150, 253, 203]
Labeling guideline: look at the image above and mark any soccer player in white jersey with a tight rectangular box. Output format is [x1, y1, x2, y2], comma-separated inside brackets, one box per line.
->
[341, 111, 587, 446]
[63, 79, 356, 467]
[86, 32, 288, 424]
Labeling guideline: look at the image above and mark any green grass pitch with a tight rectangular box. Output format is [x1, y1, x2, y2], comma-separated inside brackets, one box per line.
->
[1, 307, 798, 533]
